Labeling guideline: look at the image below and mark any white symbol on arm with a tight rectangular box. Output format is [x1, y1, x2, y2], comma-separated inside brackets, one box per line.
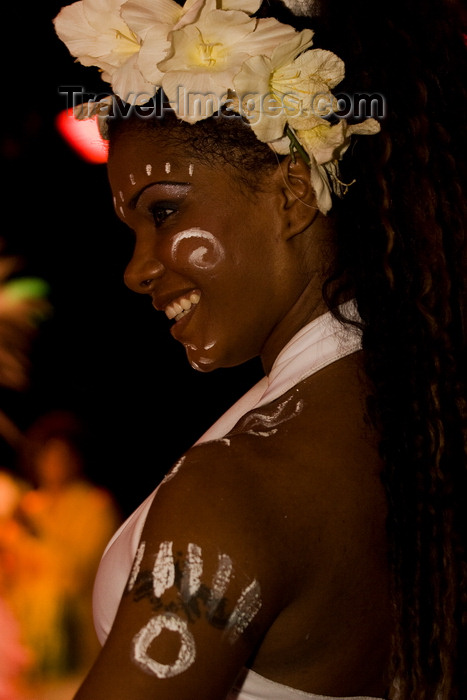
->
[128, 541, 262, 678]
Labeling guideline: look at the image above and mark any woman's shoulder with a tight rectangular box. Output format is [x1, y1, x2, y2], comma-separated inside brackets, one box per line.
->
[143, 352, 385, 589]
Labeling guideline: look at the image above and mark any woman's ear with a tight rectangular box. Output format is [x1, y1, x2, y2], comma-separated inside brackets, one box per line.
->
[276, 154, 320, 240]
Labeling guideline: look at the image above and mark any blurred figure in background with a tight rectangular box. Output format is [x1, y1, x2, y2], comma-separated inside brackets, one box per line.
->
[0, 468, 33, 700]
[4, 411, 121, 683]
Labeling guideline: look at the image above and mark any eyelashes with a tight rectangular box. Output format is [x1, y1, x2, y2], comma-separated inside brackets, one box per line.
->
[150, 203, 178, 228]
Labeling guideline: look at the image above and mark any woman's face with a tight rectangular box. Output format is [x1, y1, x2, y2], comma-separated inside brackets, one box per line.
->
[107, 126, 311, 372]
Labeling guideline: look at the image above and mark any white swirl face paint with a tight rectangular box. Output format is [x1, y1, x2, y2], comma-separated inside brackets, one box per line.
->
[171, 227, 225, 271]
[132, 613, 196, 678]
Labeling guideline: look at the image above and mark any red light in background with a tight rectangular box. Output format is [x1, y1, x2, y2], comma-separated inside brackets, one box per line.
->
[55, 108, 108, 164]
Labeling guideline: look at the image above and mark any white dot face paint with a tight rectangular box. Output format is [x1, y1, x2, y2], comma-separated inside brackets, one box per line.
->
[171, 227, 225, 271]
[165, 162, 171, 174]
[132, 613, 196, 678]
[146, 163, 152, 176]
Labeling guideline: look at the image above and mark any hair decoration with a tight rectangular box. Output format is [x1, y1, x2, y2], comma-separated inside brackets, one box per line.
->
[54, 0, 381, 213]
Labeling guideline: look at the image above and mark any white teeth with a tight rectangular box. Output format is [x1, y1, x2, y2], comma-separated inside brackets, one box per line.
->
[165, 292, 200, 321]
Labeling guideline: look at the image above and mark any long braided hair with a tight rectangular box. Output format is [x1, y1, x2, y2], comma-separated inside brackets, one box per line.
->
[309, 1, 467, 697]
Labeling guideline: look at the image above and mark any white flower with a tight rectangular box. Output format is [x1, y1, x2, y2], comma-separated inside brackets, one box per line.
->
[296, 117, 381, 164]
[270, 117, 381, 214]
[157, 3, 298, 122]
[122, 0, 206, 87]
[54, 0, 154, 101]
[233, 34, 344, 143]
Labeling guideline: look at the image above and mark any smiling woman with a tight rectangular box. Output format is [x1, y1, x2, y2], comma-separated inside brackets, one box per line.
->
[52, 0, 467, 699]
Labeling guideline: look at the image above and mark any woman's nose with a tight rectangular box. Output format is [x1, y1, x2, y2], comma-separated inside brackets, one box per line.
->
[124, 246, 165, 294]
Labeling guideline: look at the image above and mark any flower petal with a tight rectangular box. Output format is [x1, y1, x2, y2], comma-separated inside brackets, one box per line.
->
[137, 24, 172, 84]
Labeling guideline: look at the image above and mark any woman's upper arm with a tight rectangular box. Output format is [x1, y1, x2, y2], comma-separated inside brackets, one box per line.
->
[74, 442, 287, 700]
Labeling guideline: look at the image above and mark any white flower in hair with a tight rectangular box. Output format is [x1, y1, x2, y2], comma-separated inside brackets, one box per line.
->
[122, 0, 206, 88]
[271, 117, 381, 213]
[233, 30, 343, 143]
[156, 0, 298, 122]
[54, 0, 154, 101]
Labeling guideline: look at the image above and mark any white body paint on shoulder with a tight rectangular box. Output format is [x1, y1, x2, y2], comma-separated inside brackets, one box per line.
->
[160, 455, 186, 485]
[133, 613, 196, 678]
[225, 579, 262, 644]
[128, 541, 146, 591]
[129, 541, 262, 677]
[152, 541, 175, 597]
[180, 543, 203, 601]
[241, 395, 305, 437]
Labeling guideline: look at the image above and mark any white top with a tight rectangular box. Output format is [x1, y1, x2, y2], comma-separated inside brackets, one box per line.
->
[93, 302, 381, 700]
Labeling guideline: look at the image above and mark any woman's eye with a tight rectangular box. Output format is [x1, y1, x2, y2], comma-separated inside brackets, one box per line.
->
[151, 206, 176, 228]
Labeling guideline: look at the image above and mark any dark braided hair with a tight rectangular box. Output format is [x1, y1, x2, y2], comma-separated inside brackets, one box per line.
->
[312, 3, 467, 698]
[107, 1, 467, 696]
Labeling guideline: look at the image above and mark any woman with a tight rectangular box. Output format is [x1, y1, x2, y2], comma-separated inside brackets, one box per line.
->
[53, 0, 467, 698]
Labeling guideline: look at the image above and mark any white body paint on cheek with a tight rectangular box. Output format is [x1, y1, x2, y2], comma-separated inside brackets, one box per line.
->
[129, 173, 136, 185]
[119, 191, 124, 202]
[165, 162, 171, 174]
[171, 228, 225, 271]
[189, 163, 194, 176]
[180, 543, 203, 602]
[152, 541, 175, 597]
[119, 206, 126, 219]
[132, 613, 196, 678]
[225, 579, 262, 644]
[128, 541, 146, 591]
[146, 163, 152, 176]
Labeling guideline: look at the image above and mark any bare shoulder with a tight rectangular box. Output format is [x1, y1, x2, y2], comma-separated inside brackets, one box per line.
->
[147, 351, 386, 591]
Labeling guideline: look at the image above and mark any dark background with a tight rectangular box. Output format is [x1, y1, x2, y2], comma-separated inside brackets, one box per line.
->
[1, 1, 262, 516]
